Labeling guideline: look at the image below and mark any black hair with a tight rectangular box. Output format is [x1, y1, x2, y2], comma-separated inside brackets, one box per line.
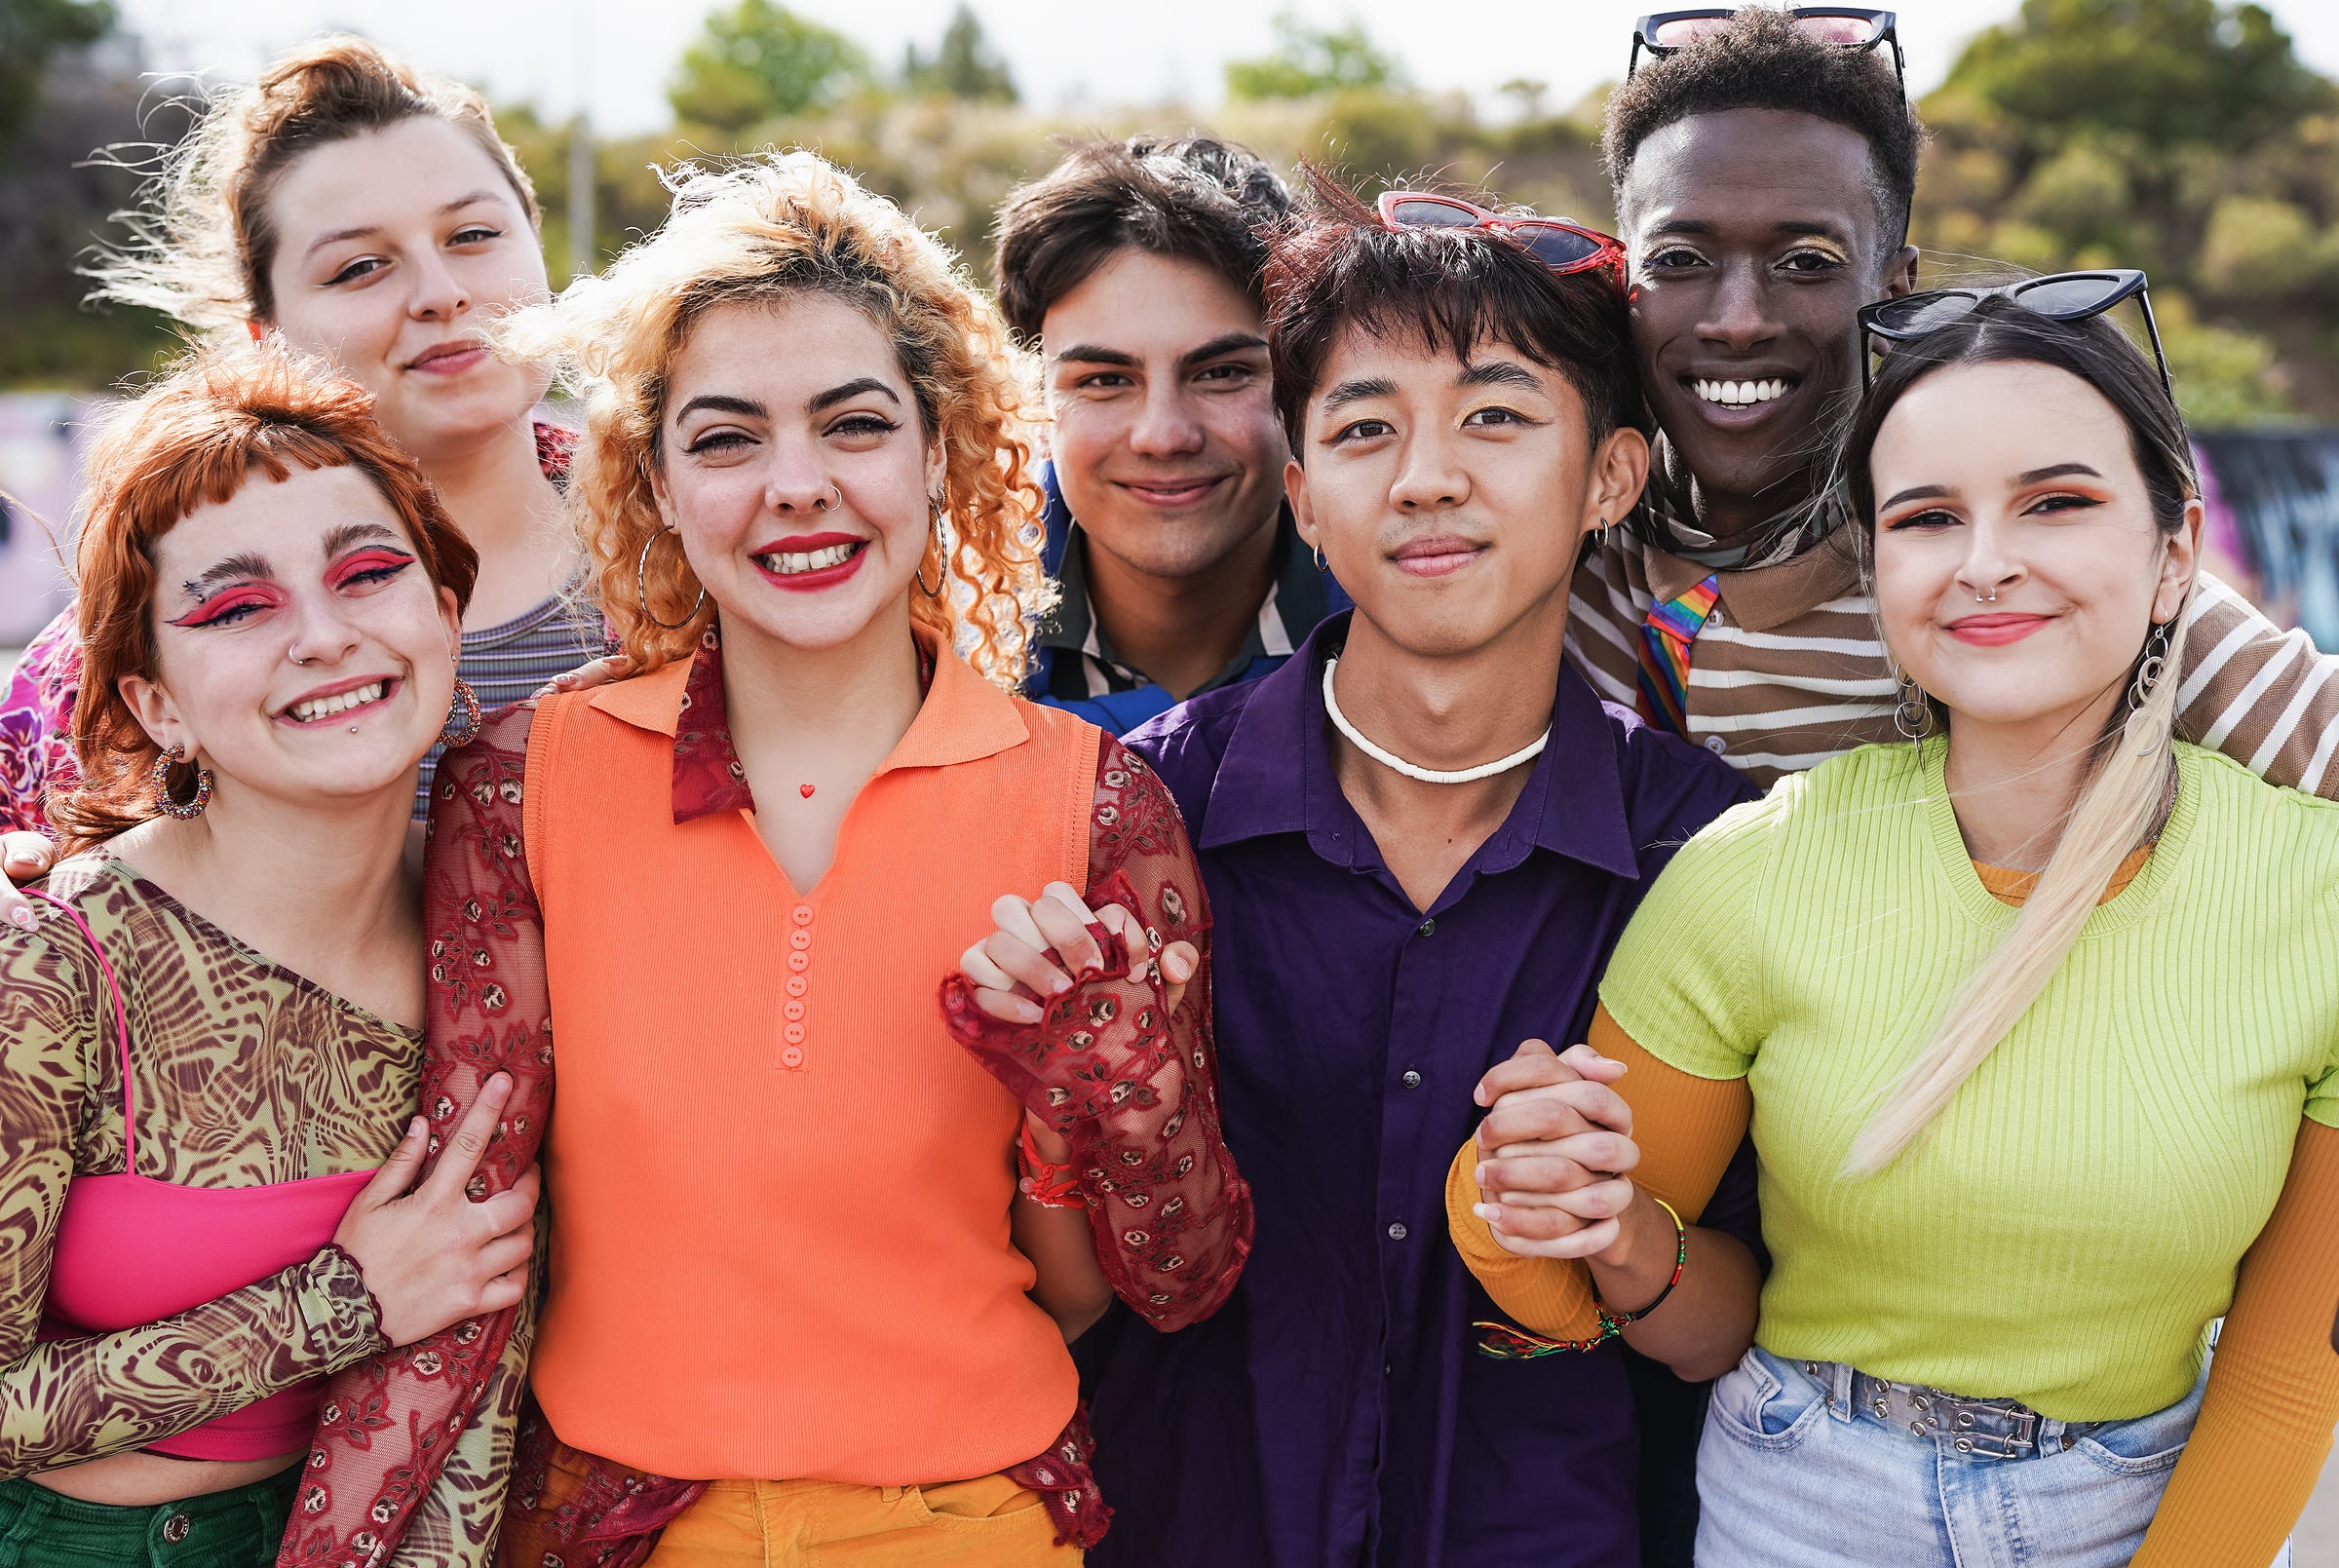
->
[1604, 7, 1922, 254]
[991, 132, 1293, 347]
[1262, 169, 1645, 454]
[1840, 297, 2197, 537]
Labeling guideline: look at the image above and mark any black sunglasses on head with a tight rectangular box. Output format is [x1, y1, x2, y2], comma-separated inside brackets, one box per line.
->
[1630, 7, 1903, 83]
[1855, 270, 2174, 399]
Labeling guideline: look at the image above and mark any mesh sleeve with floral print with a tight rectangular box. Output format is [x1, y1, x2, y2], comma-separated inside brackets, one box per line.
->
[941, 735, 1252, 1332]
[0, 610, 82, 838]
[279, 705, 550, 1568]
[0, 855, 400, 1480]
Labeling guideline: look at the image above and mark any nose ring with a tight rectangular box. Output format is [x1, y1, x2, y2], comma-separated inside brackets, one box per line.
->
[1975, 589, 1998, 603]
[820, 484, 842, 511]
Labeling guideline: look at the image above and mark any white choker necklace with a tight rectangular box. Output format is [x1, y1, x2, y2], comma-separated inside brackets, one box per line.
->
[1321, 657, 1551, 784]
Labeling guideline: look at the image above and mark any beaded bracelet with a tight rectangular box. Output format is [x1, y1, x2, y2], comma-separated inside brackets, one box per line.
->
[1017, 1121, 1087, 1210]
[1473, 1194, 1689, 1359]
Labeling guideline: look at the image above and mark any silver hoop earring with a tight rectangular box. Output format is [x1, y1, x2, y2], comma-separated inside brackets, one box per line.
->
[1892, 668, 1936, 750]
[636, 523, 708, 631]
[1311, 541, 1328, 573]
[2128, 619, 2173, 712]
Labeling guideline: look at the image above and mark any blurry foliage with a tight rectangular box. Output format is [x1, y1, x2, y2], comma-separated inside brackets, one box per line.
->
[1913, 0, 2339, 423]
[669, 0, 873, 131]
[0, 0, 115, 147]
[1225, 13, 1404, 101]
[903, 5, 1017, 105]
[11, 0, 2339, 429]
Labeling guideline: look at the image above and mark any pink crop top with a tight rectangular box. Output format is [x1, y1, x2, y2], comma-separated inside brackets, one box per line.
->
[28, 889, 376, 1463]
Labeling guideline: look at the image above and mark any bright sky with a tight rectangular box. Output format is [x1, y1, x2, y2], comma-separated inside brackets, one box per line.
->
[113, 0, 2339, 138]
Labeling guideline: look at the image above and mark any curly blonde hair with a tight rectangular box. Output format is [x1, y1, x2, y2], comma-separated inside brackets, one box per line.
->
[498, 151, 1052, 688]
[86, 34, 540, 330]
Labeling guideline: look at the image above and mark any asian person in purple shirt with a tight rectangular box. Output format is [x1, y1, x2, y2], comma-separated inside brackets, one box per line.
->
[954, 171, 1758, 1567]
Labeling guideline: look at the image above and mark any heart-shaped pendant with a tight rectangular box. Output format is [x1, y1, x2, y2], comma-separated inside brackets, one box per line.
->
[799, 784, 816, 798]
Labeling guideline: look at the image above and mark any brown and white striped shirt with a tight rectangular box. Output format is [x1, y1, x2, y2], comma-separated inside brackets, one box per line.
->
[1566, 525, 2339, 796]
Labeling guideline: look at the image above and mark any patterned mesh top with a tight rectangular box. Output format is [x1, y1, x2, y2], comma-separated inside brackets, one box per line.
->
[0, 850, 409, 1478]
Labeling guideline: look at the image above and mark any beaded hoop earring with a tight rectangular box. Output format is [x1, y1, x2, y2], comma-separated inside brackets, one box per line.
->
[441, 678, 483, 747]
[149, 746, 212, 820]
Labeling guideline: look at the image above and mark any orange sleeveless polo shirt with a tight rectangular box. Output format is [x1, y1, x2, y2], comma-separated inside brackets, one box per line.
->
[519, 644, 1100, 1482]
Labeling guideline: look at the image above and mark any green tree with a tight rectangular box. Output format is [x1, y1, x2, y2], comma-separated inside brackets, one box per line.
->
[0, 0, 115, 146]
[669, 0, 871, 132]
[1225, 13, 1401, 102]
[1948, 0, 2333, 158]
[903, 5, 1016, 104]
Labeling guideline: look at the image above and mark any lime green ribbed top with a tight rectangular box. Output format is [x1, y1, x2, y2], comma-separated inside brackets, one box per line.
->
[1600, 738, 2339, 1421]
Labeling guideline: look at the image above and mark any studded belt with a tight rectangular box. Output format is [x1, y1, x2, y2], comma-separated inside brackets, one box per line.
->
[1841, 1365, 2062, 1459]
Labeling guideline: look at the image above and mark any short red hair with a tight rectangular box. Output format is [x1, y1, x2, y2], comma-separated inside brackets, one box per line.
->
[55, 337, 479, 848]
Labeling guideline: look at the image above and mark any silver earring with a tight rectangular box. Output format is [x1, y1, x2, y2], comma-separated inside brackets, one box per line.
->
[1892, 667, 1936, 751]
[636, 523, 707, 631]
[2128, 620, 2172, 712]
[1311, 541, 1328, 573]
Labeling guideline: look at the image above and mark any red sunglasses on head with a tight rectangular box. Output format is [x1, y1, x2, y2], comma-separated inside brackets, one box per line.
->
[1375, 191, 1626, 285]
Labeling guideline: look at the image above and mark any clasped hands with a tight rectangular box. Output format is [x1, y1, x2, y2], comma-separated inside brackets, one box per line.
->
[1471, 1037, 1645, 1263]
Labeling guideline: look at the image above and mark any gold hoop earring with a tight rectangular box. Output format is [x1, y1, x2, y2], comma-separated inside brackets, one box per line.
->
[636, 523, 707, 631]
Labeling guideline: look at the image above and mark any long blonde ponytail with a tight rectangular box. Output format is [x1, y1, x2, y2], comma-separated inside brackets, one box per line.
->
[1842, 606, 2189, 1175]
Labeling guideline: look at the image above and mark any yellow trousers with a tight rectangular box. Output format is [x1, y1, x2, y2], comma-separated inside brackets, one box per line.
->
[638, 1473, 1083, 1567]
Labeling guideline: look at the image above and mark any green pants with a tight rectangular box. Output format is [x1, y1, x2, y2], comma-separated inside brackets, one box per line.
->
[0, 1468, 297, 1568]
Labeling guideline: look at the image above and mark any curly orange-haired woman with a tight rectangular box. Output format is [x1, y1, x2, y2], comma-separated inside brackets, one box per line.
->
[284, 152, 1252, 1568]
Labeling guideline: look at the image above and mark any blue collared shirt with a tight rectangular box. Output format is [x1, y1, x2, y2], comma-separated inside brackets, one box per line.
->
[1083, 614, 1758, 1568]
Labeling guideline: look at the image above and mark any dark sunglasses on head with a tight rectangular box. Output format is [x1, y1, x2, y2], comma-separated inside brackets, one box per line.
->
[1376, 191, 1626, 284]
[1855, 269, 2173, 399]
[1630, 7, 1903, 83]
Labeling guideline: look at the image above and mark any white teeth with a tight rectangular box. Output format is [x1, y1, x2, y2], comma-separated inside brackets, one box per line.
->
[1693, 378, 1789, 406]
[756, 542, 859, 575]
[288, 681, 385, 723]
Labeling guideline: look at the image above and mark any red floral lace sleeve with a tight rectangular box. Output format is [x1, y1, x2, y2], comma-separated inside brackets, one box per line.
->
[0, 611, 84, 837]
[279, 704, 553, 1568]
[941, 736, 1252, 1332]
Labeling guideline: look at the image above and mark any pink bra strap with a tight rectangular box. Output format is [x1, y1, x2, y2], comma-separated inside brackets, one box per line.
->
[21, 888, 137, 1169]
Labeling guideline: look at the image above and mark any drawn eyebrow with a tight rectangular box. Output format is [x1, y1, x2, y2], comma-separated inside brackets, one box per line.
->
[808, 377, 901, 414]
[1879, 484, 1954, 510]
[322, 521, 405, 558]
[1321, 376, 1397, 411]
[2015, 462, 2103, 485]
[180, 553, 276, 599]
[674, 394, 768, 422]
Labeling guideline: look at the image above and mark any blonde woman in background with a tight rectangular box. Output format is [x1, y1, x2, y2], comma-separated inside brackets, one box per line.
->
[1447, 289, 2339, 1567]
[286, 150, 1251, 1568]
[0, 33, 601, 858]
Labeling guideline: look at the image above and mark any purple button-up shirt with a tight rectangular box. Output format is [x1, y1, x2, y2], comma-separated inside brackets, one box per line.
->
[1083, 615, 1757, 1568]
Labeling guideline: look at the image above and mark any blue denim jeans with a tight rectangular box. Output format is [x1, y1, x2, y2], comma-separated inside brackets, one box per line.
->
[1695, 1345, 2286, 1568]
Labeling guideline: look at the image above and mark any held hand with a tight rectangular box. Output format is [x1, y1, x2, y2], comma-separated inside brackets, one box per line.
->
[1473, 1040, 1641, 1260]
[1, 832, 56, 931]
[957, 881, 1197, 1024]
[529, 653, 633, 701]
[331, 1073, 540, 1347]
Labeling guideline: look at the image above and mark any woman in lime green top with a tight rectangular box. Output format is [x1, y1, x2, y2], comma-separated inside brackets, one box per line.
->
[1445, 287, 2339, 1568]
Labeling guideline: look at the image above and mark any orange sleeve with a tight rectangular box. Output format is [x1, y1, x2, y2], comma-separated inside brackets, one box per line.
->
[1444, 1005, 1754, 1338]
[2132, 1119, 2339, 1566]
